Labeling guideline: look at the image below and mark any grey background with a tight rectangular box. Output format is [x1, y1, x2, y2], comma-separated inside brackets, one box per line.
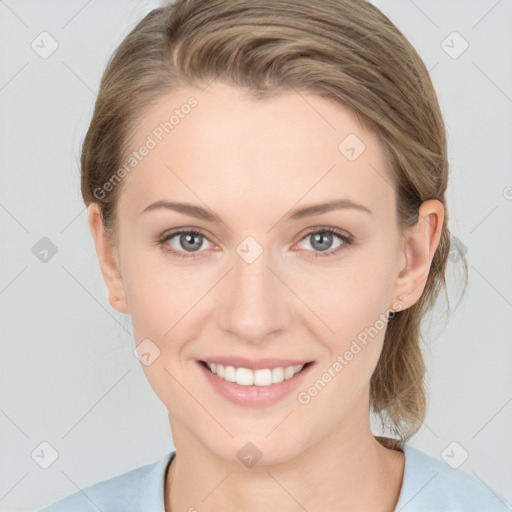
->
[0, 1, 511, 510]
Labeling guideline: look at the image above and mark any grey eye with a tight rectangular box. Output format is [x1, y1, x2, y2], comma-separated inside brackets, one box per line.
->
[299, 231, 344, 252]
[310, 232, 334, 251]
[179, 233, 203, 251]
[165, 231, 213, 253]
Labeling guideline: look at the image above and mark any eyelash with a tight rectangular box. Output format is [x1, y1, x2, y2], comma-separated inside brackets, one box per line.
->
[158, 227, 353, 260]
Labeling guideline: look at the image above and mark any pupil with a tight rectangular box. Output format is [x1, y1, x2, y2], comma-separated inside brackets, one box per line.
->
[182, 233, 202, 251]
[178, 232, 334, 253]
[312, 232, 332, 251]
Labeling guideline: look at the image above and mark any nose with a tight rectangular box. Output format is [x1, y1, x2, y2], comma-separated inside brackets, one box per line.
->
[217, 243, 293, 345]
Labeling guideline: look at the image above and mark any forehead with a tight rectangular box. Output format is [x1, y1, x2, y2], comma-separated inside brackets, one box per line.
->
[118, 82, 395, 220]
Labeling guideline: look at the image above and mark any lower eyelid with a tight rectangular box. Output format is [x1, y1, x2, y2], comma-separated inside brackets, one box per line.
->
[161, 231, 213, 254]
[159, 228, 351, 257]
[296, 231, 346, 250]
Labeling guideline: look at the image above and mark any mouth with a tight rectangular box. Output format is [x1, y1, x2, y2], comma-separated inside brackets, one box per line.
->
[198, 360, 314, 386]
[196, 358, 315, 407]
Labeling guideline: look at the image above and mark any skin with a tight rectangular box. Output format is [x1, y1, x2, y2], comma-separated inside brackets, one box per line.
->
[88, 81, 444, 511]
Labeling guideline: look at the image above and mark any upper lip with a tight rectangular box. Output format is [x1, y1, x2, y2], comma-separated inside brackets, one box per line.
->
[198, 357, 313, 370]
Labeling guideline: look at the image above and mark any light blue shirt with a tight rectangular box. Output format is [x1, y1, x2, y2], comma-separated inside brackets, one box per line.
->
[39, 441, 512, 511]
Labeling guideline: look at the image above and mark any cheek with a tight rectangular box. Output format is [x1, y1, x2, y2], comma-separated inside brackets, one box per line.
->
[122, 249, 203, 406]
[296, 253, 395, 340]
[122, 245, 209, 340]
[123, 264, 170, 341]
[123, 231, 397, 355]
[292, 260, 394, 414]
[288, 247, 398, 390]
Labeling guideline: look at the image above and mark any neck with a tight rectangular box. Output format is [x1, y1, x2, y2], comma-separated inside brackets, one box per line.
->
[165, 413, 404, 512]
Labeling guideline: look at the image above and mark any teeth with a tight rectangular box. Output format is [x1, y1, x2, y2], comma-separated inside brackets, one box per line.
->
[205, 362, 305, 386]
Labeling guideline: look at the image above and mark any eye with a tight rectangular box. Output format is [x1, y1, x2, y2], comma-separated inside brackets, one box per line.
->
[158, 226, 353, 260]
[295, 227, 353, 258]
[159, 229, 214, 259]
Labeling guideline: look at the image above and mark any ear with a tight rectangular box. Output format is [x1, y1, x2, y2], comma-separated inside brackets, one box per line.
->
[391, 199, 444, 312]
[87, 203, 129, 314]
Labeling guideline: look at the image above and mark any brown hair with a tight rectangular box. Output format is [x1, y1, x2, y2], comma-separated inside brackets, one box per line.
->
[81, 0, 468, 442]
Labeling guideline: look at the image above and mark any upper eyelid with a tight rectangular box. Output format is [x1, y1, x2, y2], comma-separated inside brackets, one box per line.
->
[297, 226, 351, 239]
[161, 226, 351, 250]
[161, 228, 216, 245]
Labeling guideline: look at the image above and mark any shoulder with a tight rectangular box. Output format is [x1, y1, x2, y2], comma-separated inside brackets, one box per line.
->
[38, 451, 174, 512]
[396, 442, 512, 512]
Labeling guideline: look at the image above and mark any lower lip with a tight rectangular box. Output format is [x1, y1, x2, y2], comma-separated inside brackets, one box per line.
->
[197, 360, 315, 407]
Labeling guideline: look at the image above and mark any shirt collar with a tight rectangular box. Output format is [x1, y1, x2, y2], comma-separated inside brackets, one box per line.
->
[145, 440, 409, 511]
[139, 450, 176, 511]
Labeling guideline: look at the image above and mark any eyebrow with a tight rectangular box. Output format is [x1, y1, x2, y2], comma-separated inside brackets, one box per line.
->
[139, 198, 372, 222]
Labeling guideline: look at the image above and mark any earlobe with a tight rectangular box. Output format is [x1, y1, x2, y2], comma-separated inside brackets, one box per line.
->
[87, 203, 129, 314]
[391, 199, 444, 312]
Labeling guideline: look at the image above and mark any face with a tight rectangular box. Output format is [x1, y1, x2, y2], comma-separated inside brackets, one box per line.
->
[90, 81, 439, 465]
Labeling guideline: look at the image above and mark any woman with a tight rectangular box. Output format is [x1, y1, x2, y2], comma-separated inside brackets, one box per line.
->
[39, 0, 511, 510]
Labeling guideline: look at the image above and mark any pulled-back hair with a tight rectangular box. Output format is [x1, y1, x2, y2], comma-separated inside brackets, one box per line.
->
[81, 0, 468, 442]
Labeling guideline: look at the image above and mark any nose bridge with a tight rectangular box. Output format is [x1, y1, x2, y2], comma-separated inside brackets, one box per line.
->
[217, 235, 290, 342]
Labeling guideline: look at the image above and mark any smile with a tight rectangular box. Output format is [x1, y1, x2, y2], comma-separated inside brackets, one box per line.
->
[197, 360, 315, 407]
[203, 361, 306, 386]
